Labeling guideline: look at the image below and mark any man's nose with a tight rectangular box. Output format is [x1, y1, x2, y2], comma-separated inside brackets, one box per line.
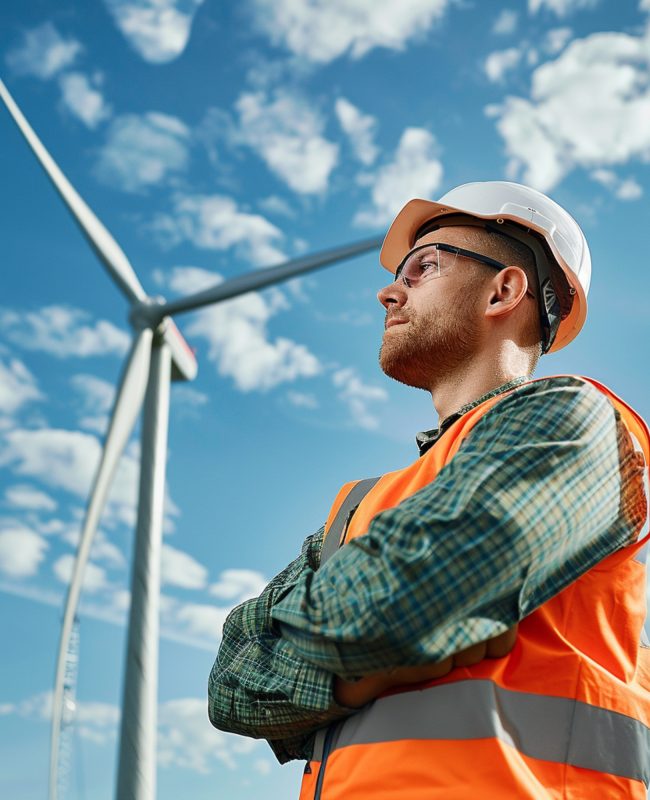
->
[377, 278, 407, 309]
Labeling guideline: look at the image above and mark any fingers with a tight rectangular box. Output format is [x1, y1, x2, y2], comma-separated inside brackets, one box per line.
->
[486, 623, 519, 657]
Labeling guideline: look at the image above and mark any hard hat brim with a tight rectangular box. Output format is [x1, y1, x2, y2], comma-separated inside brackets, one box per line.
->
[380, 198, 588, 354]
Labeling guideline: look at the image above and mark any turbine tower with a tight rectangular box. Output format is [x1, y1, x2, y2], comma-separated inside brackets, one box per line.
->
[0, 78, 382, 800]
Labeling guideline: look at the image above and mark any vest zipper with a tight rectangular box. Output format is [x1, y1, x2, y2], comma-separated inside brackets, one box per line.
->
[313, 724, 336, 800]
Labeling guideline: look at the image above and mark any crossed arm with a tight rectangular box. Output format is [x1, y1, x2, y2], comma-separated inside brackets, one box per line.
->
[209, 377, 643, 763]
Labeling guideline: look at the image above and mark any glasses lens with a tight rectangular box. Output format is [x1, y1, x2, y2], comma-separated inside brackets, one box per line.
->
[396, 245, 458, 287]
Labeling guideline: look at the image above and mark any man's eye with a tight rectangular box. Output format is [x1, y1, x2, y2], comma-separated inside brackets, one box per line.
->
[419, 261, 436, 272]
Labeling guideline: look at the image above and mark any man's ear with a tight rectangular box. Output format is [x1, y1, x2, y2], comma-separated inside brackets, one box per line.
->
[485, 266, 529, 316]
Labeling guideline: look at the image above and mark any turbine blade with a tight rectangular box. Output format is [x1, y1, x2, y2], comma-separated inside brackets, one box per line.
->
[48, 328, 153, 800]
[151, 236, 384, 321]
[162, 317, 198, 383]
[0, 79, 146, 305]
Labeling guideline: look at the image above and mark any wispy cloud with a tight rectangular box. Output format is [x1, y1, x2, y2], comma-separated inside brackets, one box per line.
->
[332, 367, 388, 430]
[0, 356, 42, 415]
[355, 127, 443, 227]
[102, 0, 205, 63]
[492, 9, 518, 35]
[335, 98, 379, 166]
[53, 553, 109, 593]
[5, 22, 82, 79]
[529, 0, 599, 16]
[58, 72, 112, 128]
[161, 543, 208, 590]
[249, 0, 452, 64]
[543, 27, 573, 54]
[0, 525, 48, 578]
[0, 426, 146, 529]
[484, 47, 523, 83]
[0, 306, 129, 358]
[95, 112, 191, 193]
[71, 373, 116, 433]
[152, 193, 286, 266]
[590, 169, 643, 200]
[209, 569, 268, 601]
[286, 391, 319, 410]
[4, 484, 57, 512]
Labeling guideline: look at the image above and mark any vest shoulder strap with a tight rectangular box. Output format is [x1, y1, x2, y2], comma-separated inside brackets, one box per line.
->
[320, 477, 380, 566]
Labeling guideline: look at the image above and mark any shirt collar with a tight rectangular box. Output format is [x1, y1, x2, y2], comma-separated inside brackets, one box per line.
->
[415, 374, 533, 456]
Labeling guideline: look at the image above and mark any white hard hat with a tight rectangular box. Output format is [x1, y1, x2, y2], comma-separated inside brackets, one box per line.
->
[380, 181, 591, 353]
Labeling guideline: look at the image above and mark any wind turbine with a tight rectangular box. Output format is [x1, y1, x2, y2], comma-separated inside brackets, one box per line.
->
[0, 78, 382, 800]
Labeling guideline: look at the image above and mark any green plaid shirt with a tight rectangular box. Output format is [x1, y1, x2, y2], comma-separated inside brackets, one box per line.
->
[208, 375, 647, 764]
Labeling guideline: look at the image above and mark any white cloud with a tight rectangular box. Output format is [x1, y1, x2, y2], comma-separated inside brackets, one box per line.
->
[2, 690, 119, 744]
[3, 690, 256, 771]
[209, 569, 268, 601]
[488, 29, 650, 191]
[158, 697, 256, 772]
[258, 195, 295, 218]
[590, 169, 643, 200]
[0, 429, 100, 495]
[61, 525, 126, 568]
[332, 367, 388, 430]
[162, 266, 322, 392]
[529, 0, 598, 15]
[103, 0, 205, 63]
[485, 47, 522, 83]
[4, 484, 57, 512]
[53, 554, 108, 593]
[0, 357, 42, 415]
[5, 22, 82, 79]
[71, 373, 116, 433]
[0, 427, 146, 529]
[492, 9, 518, 35]
[253, 758, 273, 775]
[95, 112, 190, 193]
[0, 306, 129, 358]
[355, 128, 444, 227]
[58, 72, 112, 128]
[174, 603, 230, 646]
[153, 194, 286, 266]
[72, 374, 115, 412]
[335, 98, 379, 165]
[234, 90, 339, 195]
[0, 525, 48, 578]
[250, 0, 451, 64]
[161, 544, 208, 589]
[543, 27, 573, 54]
[286, 391, 319, 410]
[171, 385, 209, 407]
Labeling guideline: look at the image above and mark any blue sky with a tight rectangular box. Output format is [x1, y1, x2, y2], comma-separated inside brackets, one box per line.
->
[1, 1, 649, 798]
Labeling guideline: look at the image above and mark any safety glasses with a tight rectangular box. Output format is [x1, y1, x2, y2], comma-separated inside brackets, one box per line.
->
[394, 243, 536, 298]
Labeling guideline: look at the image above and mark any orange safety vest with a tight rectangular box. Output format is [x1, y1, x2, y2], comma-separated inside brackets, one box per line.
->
[298, 375, 650, 800]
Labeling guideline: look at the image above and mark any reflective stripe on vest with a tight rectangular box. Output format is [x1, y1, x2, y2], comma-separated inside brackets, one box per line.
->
[327, 679, 650, 785]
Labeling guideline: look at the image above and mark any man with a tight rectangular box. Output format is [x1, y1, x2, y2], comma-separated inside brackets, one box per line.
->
[209, 182, 650, 798]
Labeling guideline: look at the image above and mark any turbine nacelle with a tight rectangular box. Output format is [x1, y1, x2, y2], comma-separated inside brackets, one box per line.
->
[128, 298, 197, 383]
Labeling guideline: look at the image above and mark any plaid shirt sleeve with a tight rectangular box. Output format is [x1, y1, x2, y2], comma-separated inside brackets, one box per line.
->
[208, 525, 357, 764]
[272, 376, 648, 679]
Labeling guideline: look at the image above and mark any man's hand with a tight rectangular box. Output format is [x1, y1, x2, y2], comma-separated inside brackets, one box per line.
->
[334, 624, 518, 708]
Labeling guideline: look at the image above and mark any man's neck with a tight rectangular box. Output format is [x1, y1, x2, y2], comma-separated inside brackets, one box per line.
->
[431, 364, 532, 426]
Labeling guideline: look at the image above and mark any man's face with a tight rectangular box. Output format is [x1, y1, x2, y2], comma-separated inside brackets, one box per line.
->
[377, 226, 486, 390]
